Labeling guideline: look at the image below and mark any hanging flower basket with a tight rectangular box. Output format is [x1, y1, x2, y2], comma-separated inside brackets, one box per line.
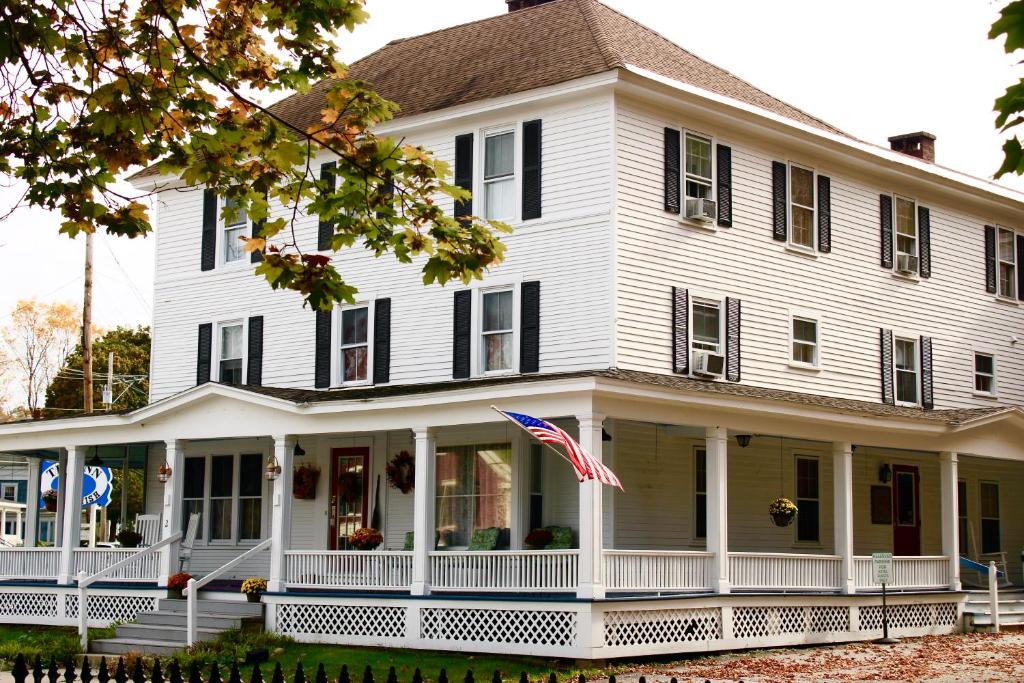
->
[293, 465, 320, 500]
[386, 450, 415, 494]
[337, 470, 363, 504]
[768, 497, 798, 527]
[42, 490, 58, 512]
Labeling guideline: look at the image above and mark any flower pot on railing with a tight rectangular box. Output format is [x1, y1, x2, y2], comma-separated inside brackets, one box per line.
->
[167, 572, 191, 598]
[42, 492, 58, 512]
[241, 577, 267, 603]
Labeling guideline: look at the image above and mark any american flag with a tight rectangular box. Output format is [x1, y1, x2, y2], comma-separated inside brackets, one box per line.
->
[497, 409, 623, 490]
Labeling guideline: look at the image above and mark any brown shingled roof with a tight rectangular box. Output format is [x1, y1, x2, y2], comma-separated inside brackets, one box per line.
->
[131, 0, 841, 180]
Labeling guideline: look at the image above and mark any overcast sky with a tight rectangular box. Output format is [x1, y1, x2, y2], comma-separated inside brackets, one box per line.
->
[0, 0, 1018, 335]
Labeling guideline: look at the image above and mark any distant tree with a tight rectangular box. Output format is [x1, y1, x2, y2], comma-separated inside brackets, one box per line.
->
[1, 299, 80, 413]
[992, 1, 1024, 176]
[45, 326, 150, 415]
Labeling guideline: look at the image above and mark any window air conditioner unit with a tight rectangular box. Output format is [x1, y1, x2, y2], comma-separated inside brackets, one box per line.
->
[896, 254, 919, 274]
[692, 350, 725, 378]
[685, 198, 717, 223]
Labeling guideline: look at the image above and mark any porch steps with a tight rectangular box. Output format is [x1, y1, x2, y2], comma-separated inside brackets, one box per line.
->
[90, 598, 264, 656]
[963, 590, 1024, 631]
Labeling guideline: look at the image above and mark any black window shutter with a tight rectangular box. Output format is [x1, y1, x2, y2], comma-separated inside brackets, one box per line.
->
[377, 171, 394, 219]
[671, 287, 689, 374]
[314, 309, 332, 389]
[522, 120, 542, 220]
[817, 175, 831, 253]
[918, 206, 931, 278]
[452, 290, 472, 379]
[772, 161, 787, 241]
[520, 281, 541, 373]
[664, 128, 681, 214]
[920, 335, 934, 410]
[716, 144, 732, 226]
[454, 134, 474, 219]
[317, 161, 336, 251]
[725, 297, 741, 383]
[880, 195, 894, 269]
[1017, 235, 1024, 300]
[201, 189, 217, 271]
[880, 328, 894, 405]
[372, 298, 392, 385]
[250, 191, 268, 264]
[984, 225, 997, 293]
[246, 316, 264, 386]
[196, 323, 212, 385]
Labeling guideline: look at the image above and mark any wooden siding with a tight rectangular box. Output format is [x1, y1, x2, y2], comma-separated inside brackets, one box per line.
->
[614, 95, 1024, 409]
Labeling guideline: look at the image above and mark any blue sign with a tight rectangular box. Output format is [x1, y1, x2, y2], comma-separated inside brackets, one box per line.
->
[39, 460, 113, 509]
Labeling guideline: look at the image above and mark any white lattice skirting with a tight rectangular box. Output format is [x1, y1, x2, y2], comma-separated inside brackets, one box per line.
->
[267, 592, 963, 660]
[0, 586, 162, 627]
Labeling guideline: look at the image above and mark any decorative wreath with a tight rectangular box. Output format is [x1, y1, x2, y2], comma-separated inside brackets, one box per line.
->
[337, 470, 363, 504]
[386, 450, 415, 494]
[293, 464, 321, 500]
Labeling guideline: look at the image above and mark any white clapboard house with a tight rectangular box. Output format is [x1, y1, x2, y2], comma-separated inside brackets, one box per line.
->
[1, 0, 1023, 660]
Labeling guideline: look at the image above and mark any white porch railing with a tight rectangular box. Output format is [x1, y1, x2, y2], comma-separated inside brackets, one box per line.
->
[430, 550, 579, 592]
[285, 551, 413, 590]
[73, 549, 159, 583]
[0, 548, 61, 580]
[729, 552, 842, 591]
[854, 556, 950, 590]
[603, 550, 713, 592]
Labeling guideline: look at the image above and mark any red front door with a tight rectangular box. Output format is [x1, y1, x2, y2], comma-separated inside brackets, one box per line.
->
[329, 447, 370, 550]
[892, 464, 921, 556]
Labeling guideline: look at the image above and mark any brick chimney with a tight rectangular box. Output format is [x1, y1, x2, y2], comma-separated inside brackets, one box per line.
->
[888, 132, 936, 163]
[506, 0, 555, 11]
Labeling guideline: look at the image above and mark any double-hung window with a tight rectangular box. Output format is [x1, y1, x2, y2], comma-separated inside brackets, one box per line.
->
[210, 455, 234, 541]
[980, 481, 1000, 554]
[339, 306, 369, 384]
[789, 165, 816, 249]
[998, 227, 1016, 298]
[182, 457, 206, 541]
[435, 443, 512, 549]
[974, 352, 996, 395]
[0, 483, 16, 502]
[238, 453, 263, 541]
[218, 322, 244, 385]
[694, 448, 707, 539]
[795, 456, 820, 542]
[222, 197, 248, 264]
[895, 196, 918, 269]
[894, 337, 919, 405]
[183, 453, 264, 544]
[691, 299, 722, 354]
[481, 289, 514, 372]
[684, 132, 713, 202]
[791, 316, 819, 367]
[484, 131, 515, 220]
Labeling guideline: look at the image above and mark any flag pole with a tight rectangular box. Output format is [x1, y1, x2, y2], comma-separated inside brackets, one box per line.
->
[490, 405, 580, 475]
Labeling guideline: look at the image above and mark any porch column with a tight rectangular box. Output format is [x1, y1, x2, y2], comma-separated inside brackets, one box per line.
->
[940, 451, 961, 591]
[24, 457, 40, 547]
[58, 445, 85, 585]
[158, 440, 185, 586]
[410, 427, 437, 596]
[706, 426, 730, 594]
[833, 441, 855, 594]
[268, 435, 295, 593]
[55, 450, 67, 547]
[577, 413, 605, 599]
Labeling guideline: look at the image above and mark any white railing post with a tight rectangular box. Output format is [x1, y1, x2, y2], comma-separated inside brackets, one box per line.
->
[24, 457, 40, 548]
[58, 446, 85, 585]
[268, 435, 294, 593]
[158, 440, 185, 586]
[989, 561, 1000, 633]
[186, 577, 197, 645]
[833, 442, 855, 594]
[77, 570, 88, 652]
[706, 426, 730, 594]
[410, 427, 437, 596]
[940, 451, 961, 591]
[576, 413, 606, 599]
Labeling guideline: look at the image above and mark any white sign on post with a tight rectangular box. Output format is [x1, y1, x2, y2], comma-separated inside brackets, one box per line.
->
[872, 552, 893, 584]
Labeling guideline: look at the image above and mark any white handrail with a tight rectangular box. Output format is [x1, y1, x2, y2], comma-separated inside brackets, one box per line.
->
[77, 532, 182, 652]
[185, 537, 271, 646]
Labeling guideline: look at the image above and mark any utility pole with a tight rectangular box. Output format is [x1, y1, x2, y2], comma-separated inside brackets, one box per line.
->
[103, 351, 113, 410]
[83, 232, 94, 414]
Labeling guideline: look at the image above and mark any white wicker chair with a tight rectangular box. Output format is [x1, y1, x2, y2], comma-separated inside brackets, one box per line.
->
[178, 512, 201, 572]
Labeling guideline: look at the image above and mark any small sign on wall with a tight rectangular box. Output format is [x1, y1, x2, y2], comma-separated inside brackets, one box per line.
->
[871, 485, 892, 525]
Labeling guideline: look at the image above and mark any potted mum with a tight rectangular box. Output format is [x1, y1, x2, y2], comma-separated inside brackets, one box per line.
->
[241, 577, 268, 603]
[768, 497, 799, 527]
[116, 522, 142, 548]
[348, 527, 383, 551]
[524, 528, 553, 550]
[42, 490, 58, 512]
[167, 572, 192, 599]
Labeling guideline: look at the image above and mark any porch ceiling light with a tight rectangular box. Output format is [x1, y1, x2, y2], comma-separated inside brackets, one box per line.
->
[601, 429, 612, 442]
[265, 455, 282, 481]
[87, 448, 104, 468]
[735, 434, 753, 448]
[157, 461, 172, 483]
[293, 441, 306, 457]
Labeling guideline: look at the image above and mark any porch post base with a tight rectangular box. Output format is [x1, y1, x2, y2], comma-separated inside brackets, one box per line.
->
[576, 583, 606, 600]
[714, 580, 731, 595]
[410, 581, 430, 596]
